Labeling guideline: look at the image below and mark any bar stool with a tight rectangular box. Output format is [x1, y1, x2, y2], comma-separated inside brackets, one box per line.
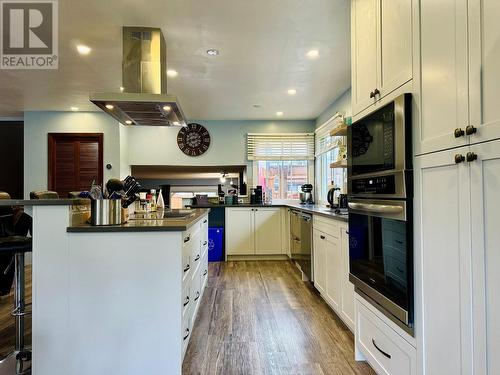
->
[0, 193, 32, 375]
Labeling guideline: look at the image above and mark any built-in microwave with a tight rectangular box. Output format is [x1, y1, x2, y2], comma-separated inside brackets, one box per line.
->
[348, 94, 412, 199]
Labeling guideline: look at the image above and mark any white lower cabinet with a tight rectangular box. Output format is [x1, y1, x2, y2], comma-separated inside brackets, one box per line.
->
[181, 214, 209, 359]
[355, 294, 416, 375]
[226, 207, 283, 256]
[312, 216, 354, 332]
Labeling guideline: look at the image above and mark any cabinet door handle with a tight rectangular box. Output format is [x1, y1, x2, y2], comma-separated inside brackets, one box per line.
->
[184, 264, 190, 273]
[465, 125, 477, 135]
[372, 338, 391, 359]
[454, 128, 465, 138]
[183, 328, 190, 341]
[184, 236, 190, 243]
[203, 219, 208, 224]
[203, 241, 208, 246]
[320, 235, 326, 240]
[466, 152, 478, 163]
[369, 91, 375, 99]
[195, 254, 200, 261]
[183, 296, 190, 307]
[203, 269, 208, 276]
[194, 291, 200, 301]
[455, 154, 465, 164]
[346, 230, 349, 235]
[373, 88, 380, 97]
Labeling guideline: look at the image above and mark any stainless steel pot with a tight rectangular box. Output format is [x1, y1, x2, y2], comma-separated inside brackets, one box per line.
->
[91, 199, 122, 226]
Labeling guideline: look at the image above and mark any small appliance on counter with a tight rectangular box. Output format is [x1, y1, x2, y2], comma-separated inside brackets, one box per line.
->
[250, 186, 263, 205]
[299, 184, 314, 204]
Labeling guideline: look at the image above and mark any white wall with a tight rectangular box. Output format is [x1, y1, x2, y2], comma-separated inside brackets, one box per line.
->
[315, 89, 352, 128]
[24, 111, 122, 198]
[119, 124, 131, 179]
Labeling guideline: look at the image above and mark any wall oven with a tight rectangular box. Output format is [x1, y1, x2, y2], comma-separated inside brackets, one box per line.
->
[347, 94, 414, 334]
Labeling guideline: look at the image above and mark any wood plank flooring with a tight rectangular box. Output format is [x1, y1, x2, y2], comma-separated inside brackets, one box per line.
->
[0, 265, 31, 359]
[183, 261, 375, 375]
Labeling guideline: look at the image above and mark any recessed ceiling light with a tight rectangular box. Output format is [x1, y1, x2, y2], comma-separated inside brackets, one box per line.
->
[105, 104, 114, 110]
[76, 45, 91, 55]
[306, 49, 319, 58]
[287, 89, 297, 95]
[207, 49, 219, 56]
[162, 105, 171, 112]
[125, 120, 132, 125]
[167, 69, 178, 77]
[70, 107, 79, 111]
[276, 111, 284, 116]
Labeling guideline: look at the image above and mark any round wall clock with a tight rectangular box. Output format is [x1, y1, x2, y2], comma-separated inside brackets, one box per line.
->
[177, 123, 211, 157]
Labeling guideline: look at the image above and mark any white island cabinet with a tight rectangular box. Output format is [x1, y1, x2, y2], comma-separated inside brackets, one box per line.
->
[29, 204, 209, 375]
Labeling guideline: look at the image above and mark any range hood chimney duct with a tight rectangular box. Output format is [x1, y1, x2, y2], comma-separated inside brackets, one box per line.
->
[90, 27, 186, 127]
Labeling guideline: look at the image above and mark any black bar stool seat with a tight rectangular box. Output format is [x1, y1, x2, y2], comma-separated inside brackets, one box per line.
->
[0, 237, 32, 254]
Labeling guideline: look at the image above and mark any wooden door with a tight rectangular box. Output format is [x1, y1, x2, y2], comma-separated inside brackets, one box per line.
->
[470, 139, 500, 375]
[468, 0, 500, 144]
[254, 208, 282, 254]
[48, 133, 103, 197]
[417, 0, 469, 155]
[378, 0, 413, 97]
[225, 208, 255, 255]
[414, 146, 473, 375]
[351, 0, 379, 116]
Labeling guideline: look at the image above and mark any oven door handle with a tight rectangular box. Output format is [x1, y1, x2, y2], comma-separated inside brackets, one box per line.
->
[348, 202, 404, 214]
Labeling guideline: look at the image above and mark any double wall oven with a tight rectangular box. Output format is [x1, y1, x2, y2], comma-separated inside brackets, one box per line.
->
[347, 94, 414, 334]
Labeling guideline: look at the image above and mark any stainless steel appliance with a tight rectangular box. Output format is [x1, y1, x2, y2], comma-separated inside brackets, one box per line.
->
[290, 210, 313, 281]
[347, 94, 414, 334]
[299, 184, 314, 204]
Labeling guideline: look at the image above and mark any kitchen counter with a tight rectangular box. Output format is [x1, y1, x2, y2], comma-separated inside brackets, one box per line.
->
[189, 203, 348, 222]
[67, 208, 209, 232]
[0, 198, 89, 206]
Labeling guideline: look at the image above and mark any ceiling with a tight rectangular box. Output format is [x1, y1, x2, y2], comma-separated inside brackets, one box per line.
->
[0, 0, 351, 120]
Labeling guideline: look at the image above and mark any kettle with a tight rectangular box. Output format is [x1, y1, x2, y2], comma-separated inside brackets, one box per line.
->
[327, 187, 341, 207]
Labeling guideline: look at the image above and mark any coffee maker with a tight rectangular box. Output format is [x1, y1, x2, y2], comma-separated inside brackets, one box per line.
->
[299, 184, 314, 204]
[250, 186, 263, 204]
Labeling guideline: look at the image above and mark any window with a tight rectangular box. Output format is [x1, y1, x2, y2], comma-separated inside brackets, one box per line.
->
[247, 133, 314, 201]
[315, 115, 347, 205]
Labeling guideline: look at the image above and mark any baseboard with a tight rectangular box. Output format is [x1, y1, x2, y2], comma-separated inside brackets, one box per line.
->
[226, 254, 290, 261]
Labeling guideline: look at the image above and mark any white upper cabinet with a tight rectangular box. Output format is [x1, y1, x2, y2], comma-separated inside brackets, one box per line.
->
[468, 0, 500, 144]
[414, 147, 473, 375]
[351, 0, 413, 116]
[352, 0, 379, 115]
[378, 0, 413, 97]
[254, 208, 282, 255]
[226, 208, 255, 255]
[417, 0, 469, 155]
[469, 139, 500, 375]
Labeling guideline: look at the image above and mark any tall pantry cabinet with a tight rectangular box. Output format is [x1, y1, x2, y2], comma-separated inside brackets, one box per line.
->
[415, 0, 500, 373]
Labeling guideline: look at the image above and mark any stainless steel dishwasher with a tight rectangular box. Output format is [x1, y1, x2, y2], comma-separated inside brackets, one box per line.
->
[290, 210, 313, 281]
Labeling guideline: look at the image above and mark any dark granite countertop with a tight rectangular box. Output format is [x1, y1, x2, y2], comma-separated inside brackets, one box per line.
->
[0, 198, 90, 206]
[189, 203, 348, 222]
[67, 208, 209, 233]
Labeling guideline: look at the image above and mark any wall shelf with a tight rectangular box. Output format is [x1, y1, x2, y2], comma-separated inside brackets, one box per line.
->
[330, 124, 348, 137]
[330, 160, 347, 168]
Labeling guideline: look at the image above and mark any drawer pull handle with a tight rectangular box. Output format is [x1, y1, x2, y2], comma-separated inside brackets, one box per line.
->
[203, 219, 208, 224]
[183, 296, 190, 307]
[320, 235, 326, 240]
[195, 254, 200, 261]
[184, 236, 190, 243]
[203, 241, 208, 246]
[194, 291, 200, 301]
[372, 338, 391, 359]
[203, 269, 208, 276]
[184, 264, 190, 273]
[183, 328, 190, 341]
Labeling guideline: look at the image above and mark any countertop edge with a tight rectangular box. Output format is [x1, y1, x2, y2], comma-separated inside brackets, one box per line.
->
[0, 199, 89, 206]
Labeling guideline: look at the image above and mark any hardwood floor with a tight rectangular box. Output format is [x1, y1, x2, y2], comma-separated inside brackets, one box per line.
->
[0, 265, 31, 359]
[183, 261, 374, 375]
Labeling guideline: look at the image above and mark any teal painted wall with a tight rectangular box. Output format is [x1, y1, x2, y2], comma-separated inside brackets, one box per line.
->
[315, 89, 352, 128]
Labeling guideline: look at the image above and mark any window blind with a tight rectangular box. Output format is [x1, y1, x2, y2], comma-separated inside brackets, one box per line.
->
[247, 133, 315, 161]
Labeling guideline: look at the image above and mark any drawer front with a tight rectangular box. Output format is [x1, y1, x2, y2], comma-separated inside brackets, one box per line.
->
[182, 251, 191, 288]
[200, 250, 208, 290]
[181, 307, 191, 356]
[356, 300, 416, 375]
[313, 215, 341, 238]
[201, 236, 208, 258]
[181, 283, 191, 318]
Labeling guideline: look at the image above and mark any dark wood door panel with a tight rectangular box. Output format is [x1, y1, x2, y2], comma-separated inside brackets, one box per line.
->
[48, 134, 103, 197]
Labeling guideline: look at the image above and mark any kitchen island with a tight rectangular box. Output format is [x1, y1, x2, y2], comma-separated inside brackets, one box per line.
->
[0, 200, 209, 375]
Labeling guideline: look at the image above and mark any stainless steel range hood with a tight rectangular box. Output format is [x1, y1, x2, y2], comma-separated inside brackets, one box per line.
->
[90, 27, 186, 127]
